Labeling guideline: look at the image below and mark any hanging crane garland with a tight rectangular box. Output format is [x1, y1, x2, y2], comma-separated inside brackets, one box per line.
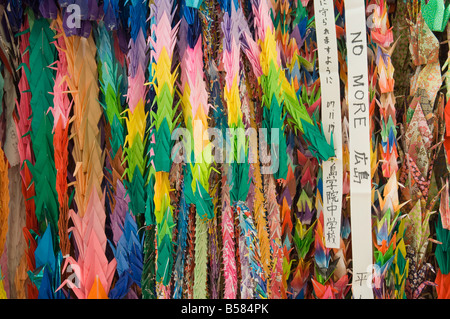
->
[0, 0, 449, 300]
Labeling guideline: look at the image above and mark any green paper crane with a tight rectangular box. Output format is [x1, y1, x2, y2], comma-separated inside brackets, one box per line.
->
[421, 0, 450, 32]
[24, 16, 59, 250]
[149, 0, 181, 289]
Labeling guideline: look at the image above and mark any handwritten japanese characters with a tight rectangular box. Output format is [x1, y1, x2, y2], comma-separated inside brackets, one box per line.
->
[345, 0, 374, 299]
[314, 0, 343, 248]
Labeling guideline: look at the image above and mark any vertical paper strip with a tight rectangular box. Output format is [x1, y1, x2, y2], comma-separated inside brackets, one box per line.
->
[314, 0, 343, 248]
[345, 0, 374, 299]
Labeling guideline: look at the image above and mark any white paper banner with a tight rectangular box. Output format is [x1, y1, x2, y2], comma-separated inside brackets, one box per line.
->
[314, 0, 343, 248]
[344, 0, 374, 299]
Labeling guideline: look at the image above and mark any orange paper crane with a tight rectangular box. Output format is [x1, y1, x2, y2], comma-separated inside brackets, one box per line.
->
[55, 16, 104, 218]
